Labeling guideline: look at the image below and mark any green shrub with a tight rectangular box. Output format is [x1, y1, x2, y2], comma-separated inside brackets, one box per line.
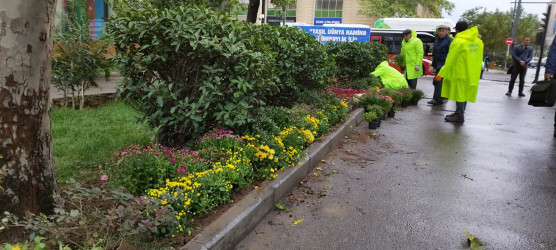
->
[258, 25, 336, 106]
[106, 5, 275, 146]
[400, 88, 413, 102]
[377, 95, 394, 113]
[412, 89, 425, 102]
[366, 105, 383, 118]
[325, 42, 388, 83]
[109, 145, 212, 195]
[363, 111, 378, 122]
[379, 89, 403, 108]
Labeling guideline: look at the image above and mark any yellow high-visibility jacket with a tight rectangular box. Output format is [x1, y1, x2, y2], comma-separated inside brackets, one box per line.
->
[437, 26, 484, 103]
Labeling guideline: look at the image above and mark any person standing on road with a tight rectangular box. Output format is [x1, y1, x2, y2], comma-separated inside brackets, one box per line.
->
[483, 52, 491, 72]
[428, 25, 453, 105]
[437, 21, 484, 123]
[506, 36, 534, 97]
[401, 29, 423, 89]
[542, 36, 556, 137]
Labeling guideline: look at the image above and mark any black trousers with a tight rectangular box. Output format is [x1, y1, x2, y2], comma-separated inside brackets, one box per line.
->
[508, 64, 528, 93]
[406, 77, 417, 89]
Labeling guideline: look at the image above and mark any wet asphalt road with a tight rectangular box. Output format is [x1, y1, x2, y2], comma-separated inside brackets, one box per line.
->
[237, 71, 556, 249]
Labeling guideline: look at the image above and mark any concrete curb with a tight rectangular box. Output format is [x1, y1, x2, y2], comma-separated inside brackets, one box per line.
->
[182, 108, 365, 250]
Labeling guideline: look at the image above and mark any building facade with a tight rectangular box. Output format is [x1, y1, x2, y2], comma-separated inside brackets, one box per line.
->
[55, 0, 112, 38]
[258, 0, 434, 26]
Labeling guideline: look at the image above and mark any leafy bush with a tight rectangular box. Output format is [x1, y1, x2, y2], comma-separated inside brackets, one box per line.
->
[377, 95, 394, 113]
[400, 88, 413, 102]
[379, 89, 403, 108]
[325, 41, 388, 83]
[258, 25, 336, 106]
[392, 54, 405, 69]
[366, 105, 383, 118]
[106, 5, 275, 146]
[110, 145, 211, 195]
[412, 89, 425, 102]
[363, 111, 378, 122]
[350, 76, 381, 90]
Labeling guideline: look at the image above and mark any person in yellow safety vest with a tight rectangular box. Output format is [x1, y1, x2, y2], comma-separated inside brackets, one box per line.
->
[401, 29, 424, 89]
[437, 21, 484, 123]
[371, 61, 409, 91]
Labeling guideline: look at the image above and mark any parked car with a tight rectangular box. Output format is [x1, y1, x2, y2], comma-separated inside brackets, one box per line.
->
[529, 58, 538, 68]
[529, 57, 546, 68]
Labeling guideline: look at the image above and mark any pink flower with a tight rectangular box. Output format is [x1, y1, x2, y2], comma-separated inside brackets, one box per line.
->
[98, 165, 102, 169]
[100, 174, 108, 181]
[170, 158, 176, 163]
[178, 167, 186, 174]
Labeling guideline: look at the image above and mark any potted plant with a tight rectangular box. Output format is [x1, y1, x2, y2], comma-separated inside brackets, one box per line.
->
[392, 54, 405, 71]
[380, 89, 403, 108]
[400, 88, 413, 107]
[411, 89, 425, 105]
[364, 111, 379, 129]
[366, 105, 383, 127]
[378, 95, 394, 119]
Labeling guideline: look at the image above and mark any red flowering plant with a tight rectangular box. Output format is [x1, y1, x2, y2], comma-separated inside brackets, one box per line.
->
[326, 86, 367, 105]
[109, 144, 210, 195]
[379, 88, 403, 108]
[377, 95, 394, 113]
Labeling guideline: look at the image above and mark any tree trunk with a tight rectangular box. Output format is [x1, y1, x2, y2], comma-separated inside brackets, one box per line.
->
[246, 0, 260, 23]
[0, 0, 58, 223]
[80, 81, 84, 109]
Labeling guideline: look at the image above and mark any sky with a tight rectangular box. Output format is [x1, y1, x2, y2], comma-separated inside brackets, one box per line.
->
[442, 0, 550, 23]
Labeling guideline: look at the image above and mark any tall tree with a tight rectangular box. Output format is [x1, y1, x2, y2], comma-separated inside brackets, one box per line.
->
[271, 0, 296, 25]
[358, 0, 454, 18]
[246, 0, 260, 23]
[462, 7, 539, 54]
[0, 0, 59, 233]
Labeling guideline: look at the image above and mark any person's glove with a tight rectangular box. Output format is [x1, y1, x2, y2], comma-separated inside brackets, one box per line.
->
[415, 65, 420, 71]
[434, 75, 442, 82]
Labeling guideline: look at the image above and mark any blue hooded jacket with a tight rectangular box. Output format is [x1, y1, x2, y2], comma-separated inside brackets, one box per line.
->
[545, 37, 556, 75]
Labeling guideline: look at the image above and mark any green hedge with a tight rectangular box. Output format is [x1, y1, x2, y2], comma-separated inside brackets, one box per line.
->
[325, 41, 388, 84]
[107, 5, 276, 146]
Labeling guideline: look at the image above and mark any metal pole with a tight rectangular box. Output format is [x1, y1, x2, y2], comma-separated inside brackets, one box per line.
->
[534, 4, 552, 83]
[262, 0, 266, 24]
[505, 44, 510, 70]
[510, 0, 522, 42]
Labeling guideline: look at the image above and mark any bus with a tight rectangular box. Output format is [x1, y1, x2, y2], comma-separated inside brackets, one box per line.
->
[369, 29, 436, 75]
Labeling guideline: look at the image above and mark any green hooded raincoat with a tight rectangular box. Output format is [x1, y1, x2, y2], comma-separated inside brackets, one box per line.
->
[437, 26, 484, 103]
[401, 30, 424, 80]
[371, 61, 409, 91]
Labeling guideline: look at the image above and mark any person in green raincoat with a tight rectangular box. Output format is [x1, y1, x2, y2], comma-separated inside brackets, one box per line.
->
[401, 29, 424, 89]
[371, 61, 409, 91]
[437, 21, 484, 123]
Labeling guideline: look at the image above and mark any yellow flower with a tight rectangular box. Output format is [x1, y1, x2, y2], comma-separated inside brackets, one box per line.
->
[293, 219, 304, 226]
[316, 167, 322, 171]
[313, 172, 318, 176]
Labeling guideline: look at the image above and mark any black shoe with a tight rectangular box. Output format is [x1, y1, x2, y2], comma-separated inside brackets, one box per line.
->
[445, 113, 464, 123]
[445, 112, 458, 118]
[518, 92, 525, 97]
[427, 100, 440, 105]
[505, 91, 512, 96]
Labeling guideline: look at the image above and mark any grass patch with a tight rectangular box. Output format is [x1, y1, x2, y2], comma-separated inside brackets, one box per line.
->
[52, 101, 154, 182]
